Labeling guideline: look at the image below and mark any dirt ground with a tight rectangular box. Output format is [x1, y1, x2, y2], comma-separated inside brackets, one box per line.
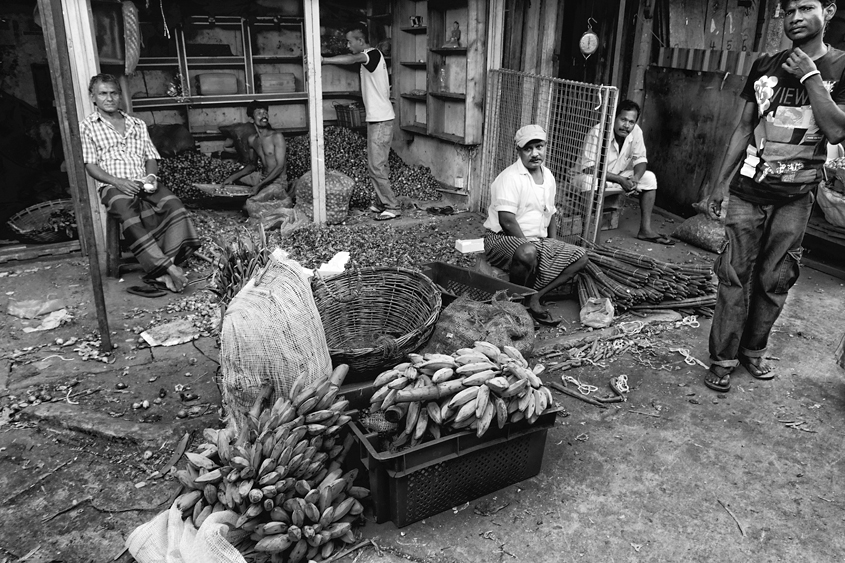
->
[0, 201, 843, 563]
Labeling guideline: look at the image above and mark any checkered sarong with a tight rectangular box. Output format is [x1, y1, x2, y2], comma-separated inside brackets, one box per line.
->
[484, 232, 585, 290]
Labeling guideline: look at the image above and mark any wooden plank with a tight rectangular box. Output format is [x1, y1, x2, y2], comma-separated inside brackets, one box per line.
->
[59, 0, 106, 266]
[739, 0, 760, 54]
[641, 67, 747, 216]
[0, 241, 81, 264]
[40, 0, 111, 351]
[521, 0, 541, 74]
[705, 0, 728, 50]
[464, 0, 487, 145]
[626, 1, 653, 106]
[539, 0, 559, 78]
[487, 0, 505, 71]
[611, 0, 628, 88]
[304, 0, 326, 224]
[686, 0, 708, 49]
[503, 0, 525, 70]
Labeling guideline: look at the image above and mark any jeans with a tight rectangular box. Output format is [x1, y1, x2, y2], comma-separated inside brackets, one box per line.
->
[708, 192, 814, 368]
[367, 120, 399, 209]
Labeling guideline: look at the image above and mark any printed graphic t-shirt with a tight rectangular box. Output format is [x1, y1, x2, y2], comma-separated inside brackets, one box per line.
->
[732, 47, 845, 205]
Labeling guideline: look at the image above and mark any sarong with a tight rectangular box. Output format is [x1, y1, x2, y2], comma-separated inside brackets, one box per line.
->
[484, 232, 585, 290]
[100, 185, 201, 280]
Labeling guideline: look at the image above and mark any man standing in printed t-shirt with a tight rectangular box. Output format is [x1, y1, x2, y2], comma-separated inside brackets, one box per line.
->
[704, 0, 845, 393]
[323, 28, 401, 221]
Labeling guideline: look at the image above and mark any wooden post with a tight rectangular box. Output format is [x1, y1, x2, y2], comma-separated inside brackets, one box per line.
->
[611, 0, 628, 87]
[487, 0, 505, 71]
[60, 0, 107, 272]
[627, 2, 653, 107]
[40, 0, 112, 352]
[304, 0, 326, 224]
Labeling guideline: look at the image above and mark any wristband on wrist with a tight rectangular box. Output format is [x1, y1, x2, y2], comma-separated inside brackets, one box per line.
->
[800, 70, 821, 84]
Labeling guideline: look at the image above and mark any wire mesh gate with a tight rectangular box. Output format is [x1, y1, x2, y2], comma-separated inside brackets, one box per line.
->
[480, 70, 619, 245]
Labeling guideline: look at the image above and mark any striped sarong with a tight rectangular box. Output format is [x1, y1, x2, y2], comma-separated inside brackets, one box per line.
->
[484, 232, 586, 290]
[100, 185, 201, 281]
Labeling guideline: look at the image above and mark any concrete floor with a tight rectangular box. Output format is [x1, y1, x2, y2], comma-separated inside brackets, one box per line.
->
[0, 201, 843, 563]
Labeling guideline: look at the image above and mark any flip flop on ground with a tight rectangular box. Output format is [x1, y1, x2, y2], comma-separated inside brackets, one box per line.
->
[739, 356, 775, 380]
[369, 204, 386, 213]
[127, 285, 167, 298]
[375, 210, 401, 221]
[637, 234, 675, 246]
[704, 365, 732, 392]
[527, 308, 561, 327]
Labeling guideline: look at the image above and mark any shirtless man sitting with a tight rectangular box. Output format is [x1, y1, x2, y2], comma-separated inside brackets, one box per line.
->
[222, 101, 290, 200]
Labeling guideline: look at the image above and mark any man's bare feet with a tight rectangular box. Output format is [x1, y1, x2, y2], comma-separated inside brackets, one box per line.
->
[165, 264, 188, 293]
[739, 355, 775, 380]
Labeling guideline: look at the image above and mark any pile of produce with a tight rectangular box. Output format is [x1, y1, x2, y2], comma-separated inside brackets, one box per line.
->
[577, 243, 716, 317]
[158, 150, 242, 201]
[275, 221, 475, 270]
[172, 365, 368, 560]
[285, 126, 442, 208]
[366, 341, 555, 450]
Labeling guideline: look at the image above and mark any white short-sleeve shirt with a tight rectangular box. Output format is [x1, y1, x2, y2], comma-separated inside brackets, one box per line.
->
[483, 159, 556, 238]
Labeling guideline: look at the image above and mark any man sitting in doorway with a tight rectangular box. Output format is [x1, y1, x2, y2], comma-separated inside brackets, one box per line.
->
[80, 73, 200, 294]
[222, 101, 290, 201]
[575, 99, 674, 245]
[483, 124, 589, 327]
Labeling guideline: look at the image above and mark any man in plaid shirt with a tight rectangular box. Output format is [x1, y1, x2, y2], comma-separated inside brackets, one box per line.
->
[81, 73, 199, 293]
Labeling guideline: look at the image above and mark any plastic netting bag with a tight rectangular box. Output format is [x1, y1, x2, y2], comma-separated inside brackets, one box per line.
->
[294, 169, 354, 225]
[126, 503, 246, 563]
[220, 251, 330, 431]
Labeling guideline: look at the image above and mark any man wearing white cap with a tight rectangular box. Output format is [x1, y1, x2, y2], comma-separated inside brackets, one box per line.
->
[483, 124, 589, 326]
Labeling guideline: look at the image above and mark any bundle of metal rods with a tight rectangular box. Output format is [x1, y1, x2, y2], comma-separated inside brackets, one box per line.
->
[576, 242, 717, 317]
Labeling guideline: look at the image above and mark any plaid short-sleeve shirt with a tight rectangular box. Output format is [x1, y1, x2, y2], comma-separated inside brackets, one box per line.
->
[80, 109, 160, 188]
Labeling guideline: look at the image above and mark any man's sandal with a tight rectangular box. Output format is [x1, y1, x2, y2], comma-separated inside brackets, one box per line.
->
[704, 365, 732, 392]
[739, 356, 775, 380]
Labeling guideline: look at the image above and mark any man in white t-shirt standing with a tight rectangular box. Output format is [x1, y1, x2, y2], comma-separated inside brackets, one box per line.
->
[323, 28, 401, 221]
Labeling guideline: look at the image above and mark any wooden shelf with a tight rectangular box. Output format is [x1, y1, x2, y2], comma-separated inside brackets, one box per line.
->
[131, 92, 309, 109]
[400, 26, 428, 34]
[401, 124, 428, 135]
[430, 131, 478, 145]
[400, 61, 427, 68]
[429, 91, 465, 100]
[253, 55, 304, 63]
[401, 93, 427, 101]
[430, 47, 467, 56]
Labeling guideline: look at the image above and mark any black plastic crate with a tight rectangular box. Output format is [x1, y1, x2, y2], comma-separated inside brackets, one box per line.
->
[350, 408, 557, 527]
[421, 262, 536, 307]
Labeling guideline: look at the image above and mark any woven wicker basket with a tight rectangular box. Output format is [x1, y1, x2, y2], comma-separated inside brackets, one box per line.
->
[312, 267, 442, 376]
[7, 199, 77, 244]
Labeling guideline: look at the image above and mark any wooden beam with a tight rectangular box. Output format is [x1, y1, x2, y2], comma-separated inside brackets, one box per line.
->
[60, 0, 107, 271]
[487, 0, 505, 72]
[612, 0, 628, 87]
[304, 0, 326, 224]
[627, 2, 653, 106]
[539, 0, 560, 77]
[521, 0, 541, 74]
[40, 0, 111, 352]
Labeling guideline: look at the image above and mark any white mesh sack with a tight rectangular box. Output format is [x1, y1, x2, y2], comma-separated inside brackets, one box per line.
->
[220, 251, 331, 430]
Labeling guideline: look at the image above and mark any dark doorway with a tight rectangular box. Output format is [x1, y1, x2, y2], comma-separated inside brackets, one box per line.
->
[31, 63, 56, 119]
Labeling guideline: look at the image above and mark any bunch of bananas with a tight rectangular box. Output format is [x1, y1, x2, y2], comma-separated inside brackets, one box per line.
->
[369, 341, 555, 449]
[173, 365, 368, 561]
